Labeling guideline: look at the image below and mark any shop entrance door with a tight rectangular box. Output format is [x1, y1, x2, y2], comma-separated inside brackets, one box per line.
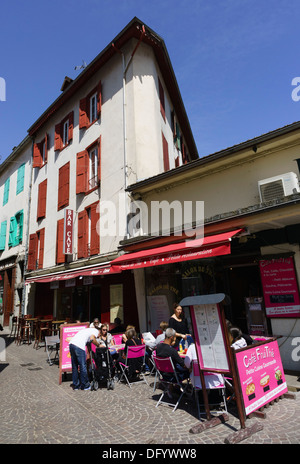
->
[90, 286, 101, 322]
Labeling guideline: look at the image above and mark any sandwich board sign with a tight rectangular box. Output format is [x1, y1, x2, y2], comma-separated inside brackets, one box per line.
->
[59, 322, 89, 384]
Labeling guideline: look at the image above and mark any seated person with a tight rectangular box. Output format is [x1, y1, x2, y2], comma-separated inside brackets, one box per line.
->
[155, 328, 189, 381]
[184, 343, 224, 389]
[122, 325, 135, 343]
[97, 323, 115, 347]
[121, 328, 143, 378]
[154, 321, 168, 347]
[90, 318, 101, 329]
[229, 327, 247, 350]
[110, 317, 126, 334]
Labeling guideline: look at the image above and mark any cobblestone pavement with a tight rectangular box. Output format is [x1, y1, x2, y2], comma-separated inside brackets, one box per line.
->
[1, 329, 300, 448]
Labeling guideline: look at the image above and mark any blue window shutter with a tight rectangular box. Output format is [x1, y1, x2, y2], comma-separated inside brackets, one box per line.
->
[16, 163, 25, 195]
[8, 216, 17, 247]
[0, 221, 7, 251]
[16, 210, 24, 244]
[3, 178, 10, 205]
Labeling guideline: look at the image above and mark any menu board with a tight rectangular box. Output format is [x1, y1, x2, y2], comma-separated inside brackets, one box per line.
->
[259, 257, 300, 317]
[59, 322, 89, 384]
[191, 303, 229, 372]
[235, 340, 288, 415]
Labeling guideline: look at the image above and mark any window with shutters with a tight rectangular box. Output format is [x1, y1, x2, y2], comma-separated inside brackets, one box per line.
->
[79, 81, 102, 129]
[162, 132, 170, 172]
[76, 137, 101, 194]
[0, 221, 7, 251]
[27, 228, 45, 270]
[37, 179, 47, 220]
[33, 134, 48, 168]
[58, 162, 70, 210]
[77, 202, 99, 259]
[8, 210, 23, 248]
[16, 163, 25, 195]
[56, 218, 66, 264]
[3, 177, 10, 205]
[54, 112, 74, 151]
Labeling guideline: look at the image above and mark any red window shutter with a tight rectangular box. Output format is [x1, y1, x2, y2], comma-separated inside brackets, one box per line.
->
[54, 123, 62, 151]
[44, 133, 48, 163]
[79, 97, 88, 128]
[76, 150, 87, 194]
[97, 136, 101, 181]
[68, 111, 74, 141]
[28, 233, 37, 270]
[182, 143, 187, 164]
[162, 132, 169, 171]
[38, 228, 45, 269]
[158, 78, 165, 121]
[90, 202, 100, 256]
[33, 143, 42, 168]
[58, 162, 70, 210]
[77, 210, 87, 259]
[37, 179, 47, 220]
[56, 219, 65, 264]
[97, 81, 102, 118]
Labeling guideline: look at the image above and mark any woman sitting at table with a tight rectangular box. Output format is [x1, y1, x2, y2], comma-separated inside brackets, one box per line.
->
[168, 303, 191, 350]
[97, 323, 115, 348]
[122, 325, 135, 343]
[122, 328, 143, 379]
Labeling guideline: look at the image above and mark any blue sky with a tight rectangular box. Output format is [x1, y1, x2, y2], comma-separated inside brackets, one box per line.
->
[1, 0, 300, 163]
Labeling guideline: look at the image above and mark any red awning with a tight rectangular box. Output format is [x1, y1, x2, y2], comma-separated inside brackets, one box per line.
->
[25, 263, 120, 284]
[112, 229, 243, 270]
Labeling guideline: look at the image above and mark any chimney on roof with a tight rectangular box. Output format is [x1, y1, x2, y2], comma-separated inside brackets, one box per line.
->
[61, 76, 73, 92]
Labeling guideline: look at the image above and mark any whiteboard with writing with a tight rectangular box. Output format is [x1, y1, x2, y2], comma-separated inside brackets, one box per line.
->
[193, 304, 229, 371]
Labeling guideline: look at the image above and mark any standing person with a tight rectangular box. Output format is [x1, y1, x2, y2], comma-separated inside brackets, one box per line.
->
[168, 303, 191, 349]
[69, 327, 101, 390]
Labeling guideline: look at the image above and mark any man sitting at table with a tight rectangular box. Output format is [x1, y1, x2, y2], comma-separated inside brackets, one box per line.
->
[155, 328, 189, 381]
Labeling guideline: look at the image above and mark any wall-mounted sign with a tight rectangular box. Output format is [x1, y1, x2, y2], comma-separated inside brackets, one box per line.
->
[63, 208, 73, 255]
[259, 257, 300, 317]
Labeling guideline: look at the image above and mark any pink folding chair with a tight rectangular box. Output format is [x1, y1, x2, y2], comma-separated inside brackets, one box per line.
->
[191, 360, 227, 418]
[112, 334, 123, 345]
[118, 344, 148, 388]
[152, 354, 190, 412]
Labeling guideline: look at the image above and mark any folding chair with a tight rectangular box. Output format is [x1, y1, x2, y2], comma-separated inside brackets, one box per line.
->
[112, 334, 123, 345]
[45, 335, 60, 365]
[152, 354, 190, 412]
[191, 361, 227, 419]
[118, 344, 148, 388]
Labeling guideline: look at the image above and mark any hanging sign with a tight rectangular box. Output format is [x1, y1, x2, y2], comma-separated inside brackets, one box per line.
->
[259, 257, 300, 317]
[63, 208, 73, 255]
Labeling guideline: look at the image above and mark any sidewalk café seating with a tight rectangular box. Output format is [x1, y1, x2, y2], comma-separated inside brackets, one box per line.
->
[34, 318, 53, 350]
[16, 317, 31, 345]
[112, 334, 123, 345]
[191, 361, 228, 419]
[152, 354, 190, 413]
[45, 335, 60, 365]
[10, 316, 18, 338]
[118, 344, 148, 388]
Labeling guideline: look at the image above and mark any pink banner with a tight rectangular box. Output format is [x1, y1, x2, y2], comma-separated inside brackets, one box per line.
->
[259, 257, 300, 317]
[60, 323, 89, 371]
[235, 340, 288, 415]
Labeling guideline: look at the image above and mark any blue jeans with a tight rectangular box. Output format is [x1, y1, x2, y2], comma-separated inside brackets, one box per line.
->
[69, 343, 90, 390]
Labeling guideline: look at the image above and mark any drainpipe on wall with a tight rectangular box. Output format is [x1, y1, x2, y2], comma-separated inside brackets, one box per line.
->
[112, 25, 145, 238]
[21, 136, 34, 316]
